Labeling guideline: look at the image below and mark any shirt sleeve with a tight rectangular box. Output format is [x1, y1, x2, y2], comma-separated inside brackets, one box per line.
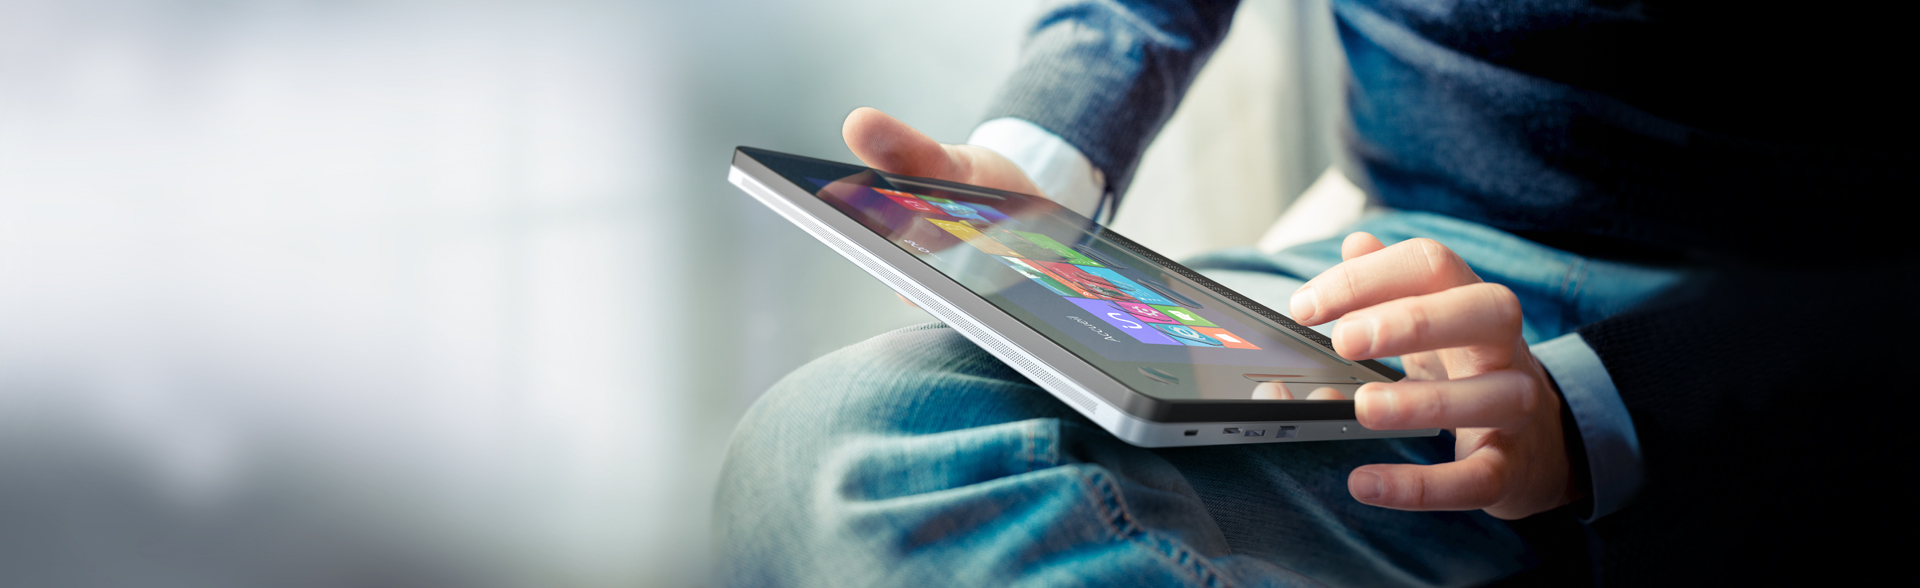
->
[967, 117, 1111, 220]
[1533, 332, 1643, 522]
[982, 0, 1241, 202]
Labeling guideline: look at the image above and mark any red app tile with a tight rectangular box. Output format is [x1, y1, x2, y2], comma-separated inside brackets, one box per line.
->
[876, 189, 941, 214]
[1032, 261, 1135, 302]
[1115, 301, 1178, 323]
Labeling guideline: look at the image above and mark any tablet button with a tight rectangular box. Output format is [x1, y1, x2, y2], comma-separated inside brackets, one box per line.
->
[1138, 367, 1180, 385]
[1243, 374, 1362, 384]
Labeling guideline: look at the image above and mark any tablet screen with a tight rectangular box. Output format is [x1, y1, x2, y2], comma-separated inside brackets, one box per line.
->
[751, 151, 1388, 400]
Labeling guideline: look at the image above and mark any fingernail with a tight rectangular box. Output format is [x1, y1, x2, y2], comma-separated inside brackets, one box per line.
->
[1358, 387, 1395, 426]
[1289, 286, 1318, 322]
[1350, 470, 1384, 501]
[1335, 317, 1376, 357]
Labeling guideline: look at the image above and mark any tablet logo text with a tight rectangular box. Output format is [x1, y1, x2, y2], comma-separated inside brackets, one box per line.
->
[1067, 315, 1122, 343]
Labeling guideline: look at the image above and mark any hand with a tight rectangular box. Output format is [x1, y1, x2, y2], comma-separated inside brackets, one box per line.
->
[843, 107, 1045, 309]
[842, 107, 1042, 197]
[1291, 233, 1582, 520]
[1251, 381, 1349, 400]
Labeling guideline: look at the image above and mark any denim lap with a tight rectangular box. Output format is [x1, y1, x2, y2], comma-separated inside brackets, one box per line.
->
[716, 211, 1683, 587]
[716, 324, 1526, 587]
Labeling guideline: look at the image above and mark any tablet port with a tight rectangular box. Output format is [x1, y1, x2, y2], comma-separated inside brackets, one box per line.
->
[1183, 430, 1198, 436]
[1222, 427, 1240, 435]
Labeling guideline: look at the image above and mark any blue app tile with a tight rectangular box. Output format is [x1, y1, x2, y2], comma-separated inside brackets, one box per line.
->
[961, 202, 1012, 223]
[930, 201, 988, 221]
[1079, 267, 1174, 306]
[1067, 298, 1182, 345]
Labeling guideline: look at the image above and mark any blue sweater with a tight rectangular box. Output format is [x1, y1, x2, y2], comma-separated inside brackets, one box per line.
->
[984, 1, 1914, 584]
[985, 0, 1906, 263]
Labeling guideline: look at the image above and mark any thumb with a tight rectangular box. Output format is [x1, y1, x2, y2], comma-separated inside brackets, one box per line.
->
[843, 107, 964, 179]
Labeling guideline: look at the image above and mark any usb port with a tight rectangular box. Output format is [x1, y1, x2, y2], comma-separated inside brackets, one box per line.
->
[1222, 427, 1240, 434]
[1244, 429, 1265, 437]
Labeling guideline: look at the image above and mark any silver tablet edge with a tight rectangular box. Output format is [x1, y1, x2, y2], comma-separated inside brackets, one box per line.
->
[729, 162, 1437, 447]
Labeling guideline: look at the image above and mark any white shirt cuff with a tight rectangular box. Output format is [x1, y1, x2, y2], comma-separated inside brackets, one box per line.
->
[966, 117, 1108, 219]
[1533, 331, 1644, 522]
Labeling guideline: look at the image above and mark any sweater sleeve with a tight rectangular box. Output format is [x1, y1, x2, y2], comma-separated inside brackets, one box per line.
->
[982, 0, 1241, 202]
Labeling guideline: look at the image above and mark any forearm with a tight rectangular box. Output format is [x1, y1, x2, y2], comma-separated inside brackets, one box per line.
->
[982, 0, 1241, 201]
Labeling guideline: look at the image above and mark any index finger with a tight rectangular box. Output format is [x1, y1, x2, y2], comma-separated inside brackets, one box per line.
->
[843, 107, 961, 178]
[1289, 238, 1481, 325]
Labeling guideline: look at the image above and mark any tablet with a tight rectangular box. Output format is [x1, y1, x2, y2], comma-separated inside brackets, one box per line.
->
[729, 146, 1437, 446]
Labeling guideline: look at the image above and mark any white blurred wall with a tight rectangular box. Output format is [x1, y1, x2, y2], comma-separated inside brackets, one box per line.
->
[0, 0, 1338, 586]
[1115, 0, 1345, 260]
[1, 1, 694, 585]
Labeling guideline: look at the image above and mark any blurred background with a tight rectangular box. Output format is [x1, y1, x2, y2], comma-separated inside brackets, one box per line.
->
[0, 0, 1340, 585]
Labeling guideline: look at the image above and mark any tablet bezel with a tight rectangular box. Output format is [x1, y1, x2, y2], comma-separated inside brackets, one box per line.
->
[731, 146, 1438, 445]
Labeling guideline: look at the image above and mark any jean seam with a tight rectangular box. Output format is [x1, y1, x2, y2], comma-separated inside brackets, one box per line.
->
[1081, 469, 1235, 588]
[1554, 258, 1588, 334]
[1024, 421, 1038, 472]
[1557, 258, 1583, 299]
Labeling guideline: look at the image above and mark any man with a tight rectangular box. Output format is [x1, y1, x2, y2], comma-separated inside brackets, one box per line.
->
[716, 1, 1913, 585]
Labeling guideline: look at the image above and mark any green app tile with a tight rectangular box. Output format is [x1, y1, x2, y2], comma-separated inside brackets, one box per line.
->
[1019, 269, 1077, 296]
[916, 195, 954, 203]
[1151, 305, 1216, 327]
[1011, 231, 1102, 267]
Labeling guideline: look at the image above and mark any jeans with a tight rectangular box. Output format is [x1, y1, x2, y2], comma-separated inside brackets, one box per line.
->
[715, 212, 1684, 587]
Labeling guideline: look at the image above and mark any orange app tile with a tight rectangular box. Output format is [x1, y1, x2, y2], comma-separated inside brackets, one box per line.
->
[1193, 327, 1261, 350]
[926, 218, 1021, 257]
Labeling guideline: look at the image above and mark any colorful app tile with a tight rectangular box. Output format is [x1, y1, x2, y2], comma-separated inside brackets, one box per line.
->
[1033, 261, 1134, 301]
[1011, 231, 1103, 266]
[1152, 305, 1217, 327]
[928, 201, 988, 221]
[1016, 261, 1101, 299]
[1136, 276, 1200, 308]
[1067, 298, 1182, 345]
[896, 198, 945, 215]
[985, 228, 1070, 261]
[1193, 327, 1261, 350]
[879, 192, 941, 214]
[960, 202, 1013, 223]
[1080, 266, 1175, 306]
[1115, 302, 1179, 324]
[1152, 323, 1226, 347]
[927, 219, 1020, 256]
[996, 257, 1077, 296]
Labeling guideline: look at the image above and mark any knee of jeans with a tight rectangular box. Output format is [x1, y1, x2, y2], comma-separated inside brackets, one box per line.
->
[714, 323, 1085, 579]
[738, 323, 1078, 445]
[717, 323, 1094, 507]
